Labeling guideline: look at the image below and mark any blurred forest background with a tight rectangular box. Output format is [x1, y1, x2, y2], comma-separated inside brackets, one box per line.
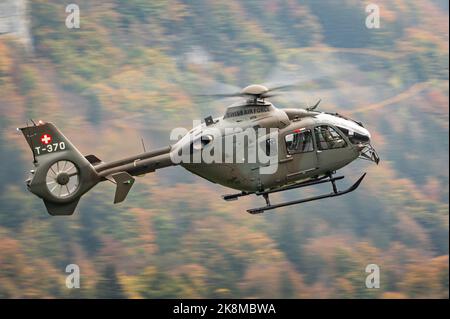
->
[0, 0, 448, 298]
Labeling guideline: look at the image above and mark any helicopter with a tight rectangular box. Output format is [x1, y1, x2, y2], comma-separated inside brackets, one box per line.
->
[18, 84, 379, 216]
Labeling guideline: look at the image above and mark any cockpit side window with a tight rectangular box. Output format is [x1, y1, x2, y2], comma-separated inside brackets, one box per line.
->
[285, 129, 314, 154]
[314, 125, 347, 150]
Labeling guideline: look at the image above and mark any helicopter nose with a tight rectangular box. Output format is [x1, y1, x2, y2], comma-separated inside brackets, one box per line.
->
[357, 129, 380, 164]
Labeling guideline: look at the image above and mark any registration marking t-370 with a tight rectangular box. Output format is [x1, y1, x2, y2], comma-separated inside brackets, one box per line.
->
[34, 142, 66, 155]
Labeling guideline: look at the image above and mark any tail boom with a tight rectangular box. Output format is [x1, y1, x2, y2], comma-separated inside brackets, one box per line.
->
[19, 121, 174, 215]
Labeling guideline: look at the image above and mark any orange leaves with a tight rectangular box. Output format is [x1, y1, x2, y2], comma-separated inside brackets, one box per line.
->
[399, 255, 449, 298]
[0, 41, 13, 81]
[240, 261, 306, 298]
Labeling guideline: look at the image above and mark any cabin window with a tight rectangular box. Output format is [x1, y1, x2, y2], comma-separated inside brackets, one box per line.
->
[285, 129, 314, 154]
[314, 125, 347, 150]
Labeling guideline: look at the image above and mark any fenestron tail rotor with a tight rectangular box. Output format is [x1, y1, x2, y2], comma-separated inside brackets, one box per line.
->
[46, 160, 80, 199]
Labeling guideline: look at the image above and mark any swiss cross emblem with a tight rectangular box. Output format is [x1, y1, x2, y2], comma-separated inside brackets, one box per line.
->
[41, 134, 52, 144]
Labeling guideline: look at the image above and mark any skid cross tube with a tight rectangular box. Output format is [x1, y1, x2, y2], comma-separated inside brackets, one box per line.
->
[222, 175, 341, 201]
[257, 175, 343, 196]
[247, 173, 366, 214]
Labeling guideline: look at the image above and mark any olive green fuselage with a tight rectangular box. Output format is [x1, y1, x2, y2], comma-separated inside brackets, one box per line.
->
[176, 101, 364, 192]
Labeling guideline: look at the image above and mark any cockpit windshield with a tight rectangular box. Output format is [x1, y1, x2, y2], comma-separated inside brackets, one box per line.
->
[336, 126, 370, 145]
[325, 112, 364, 127]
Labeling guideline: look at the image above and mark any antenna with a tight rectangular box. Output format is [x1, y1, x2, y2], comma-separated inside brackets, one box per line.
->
[25, 120, 37, 164]
[30, 118, 37, 126]
[306, 99, 321, 111]
[141, 137, 146, 153]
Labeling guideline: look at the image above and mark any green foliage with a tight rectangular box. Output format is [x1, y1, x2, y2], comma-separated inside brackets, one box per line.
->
[136, 266, 183, 298]
[96, 264, 126, 298]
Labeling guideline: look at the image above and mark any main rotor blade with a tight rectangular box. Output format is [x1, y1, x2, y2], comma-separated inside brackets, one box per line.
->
[194, 93, 243, 98]
[266, 84, 298, 92]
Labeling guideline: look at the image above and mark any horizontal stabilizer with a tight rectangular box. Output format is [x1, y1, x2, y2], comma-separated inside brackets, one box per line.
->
[85, 154, 102, 165]
[111, 172, 135, 204]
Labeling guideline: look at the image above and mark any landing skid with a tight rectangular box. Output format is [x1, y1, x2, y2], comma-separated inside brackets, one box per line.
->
[222, 173, 366, 214]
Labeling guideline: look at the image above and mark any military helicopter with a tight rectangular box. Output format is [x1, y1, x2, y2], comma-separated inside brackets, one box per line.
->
[18, 84, 379, 215]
